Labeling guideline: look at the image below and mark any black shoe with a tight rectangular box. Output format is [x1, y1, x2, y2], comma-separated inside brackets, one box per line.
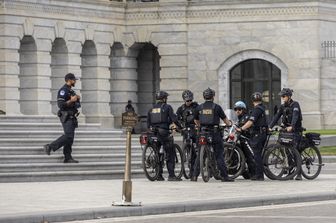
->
[295, 175, 303, 181]
[157, 175, 165, 181]
[190, 176, 197, 182]
[251, 176, 264, 181]
[44, 144, 52, 156]
[64, 158, 79, 163]
[168, 176, 182, 181]
[221, 178, 234, 182]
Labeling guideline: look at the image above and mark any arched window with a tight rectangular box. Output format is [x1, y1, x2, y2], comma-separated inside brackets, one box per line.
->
[230, 59, 281, 116]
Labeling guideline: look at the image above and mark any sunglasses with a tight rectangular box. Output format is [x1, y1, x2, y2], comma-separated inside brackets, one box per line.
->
[234, 108, 242, 111]
[186, 100, 192, 102]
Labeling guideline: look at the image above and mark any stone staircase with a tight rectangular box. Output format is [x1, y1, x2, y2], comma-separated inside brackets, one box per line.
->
[0, 116, 144, 182]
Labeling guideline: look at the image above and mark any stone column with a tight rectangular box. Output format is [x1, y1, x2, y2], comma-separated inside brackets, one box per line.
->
[35, 38, 52, 115]
[110, 46, 138, 128]
[158, 43, 188, 110]
[0, 36, 21, 114]
[84, 43, 114, 127]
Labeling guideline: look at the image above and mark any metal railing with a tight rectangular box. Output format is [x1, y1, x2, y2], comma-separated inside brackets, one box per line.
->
[321, 41, 336, 59]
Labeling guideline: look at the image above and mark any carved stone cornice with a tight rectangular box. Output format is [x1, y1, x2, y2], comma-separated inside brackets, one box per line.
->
[3, 0, 125, 21]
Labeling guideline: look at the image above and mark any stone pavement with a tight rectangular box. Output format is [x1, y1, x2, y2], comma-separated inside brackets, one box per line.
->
[0, 174, 336, 223]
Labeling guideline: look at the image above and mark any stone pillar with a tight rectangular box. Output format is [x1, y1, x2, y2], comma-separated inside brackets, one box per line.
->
[84, 43, 114, 127]
[158, 43, 188, 110]
[35, 38, 52, 115]
[0, 36, 21, 114]
[67, 41, 83, 116]
[110, 45, 138, 128]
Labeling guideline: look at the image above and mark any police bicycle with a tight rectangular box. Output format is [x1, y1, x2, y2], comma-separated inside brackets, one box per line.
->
[263, 128, 302, 180]
[223, 124, 247, 179]
[180, 126, 197, 179]
[297, 129, 323, 179]
[198, 126, 224, 182]
[139, 127, 184, 181]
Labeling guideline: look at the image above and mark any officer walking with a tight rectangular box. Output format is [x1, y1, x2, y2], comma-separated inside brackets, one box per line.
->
[176, 90, 199, 178]
[191, 88, 234, 182]
[233, 101, 256, 179]
[236, 92, 268, 181]
[44, 73, 80, 163]
[269, 88, 303, 180]
[147, 90, 182, 181]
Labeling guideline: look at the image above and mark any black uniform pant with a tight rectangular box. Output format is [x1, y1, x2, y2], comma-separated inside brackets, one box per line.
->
[249, 132, 267, 179]
[240, 138, 256, 177]
[49, 117, 77, 160]
[157, 129, 175, 178]
[182, 128, 198, 176]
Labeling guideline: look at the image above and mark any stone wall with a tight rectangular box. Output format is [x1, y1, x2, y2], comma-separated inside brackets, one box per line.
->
[1, 0, 336, 129]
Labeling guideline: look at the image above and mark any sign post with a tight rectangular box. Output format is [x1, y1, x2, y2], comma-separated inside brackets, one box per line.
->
[113, 111, 141, 206]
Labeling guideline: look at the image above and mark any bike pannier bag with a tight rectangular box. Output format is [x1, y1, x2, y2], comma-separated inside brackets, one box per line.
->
[278, 132, 294, 145]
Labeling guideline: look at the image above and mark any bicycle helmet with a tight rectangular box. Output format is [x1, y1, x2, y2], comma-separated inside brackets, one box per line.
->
[234, 101, 247, 110]
[182, 90, 194, 101]
[203, 87, 215, 100]
[155, 91, 169, 100]
[251, 92, 263, 102]
[279, 88, 293, 97]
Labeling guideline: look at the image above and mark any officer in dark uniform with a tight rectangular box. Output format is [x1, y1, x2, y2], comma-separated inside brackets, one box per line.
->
[176, 90, 199, 178]
[147, 90, 182, 181]
[191, 87, 234, 182]
[237, 92, 268, 181]
[269, 88, 303, 180]
[43, 73, 80, 163]
[233, 101, 256, 179]
[125, 100, 135, 113]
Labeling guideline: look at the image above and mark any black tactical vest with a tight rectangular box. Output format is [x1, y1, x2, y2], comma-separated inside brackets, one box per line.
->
[281, 101, 302, 127]
[199, 103, 217, 125]
[253, 104, 267, 130]
[150, 103, 169, 124]
[182, 103, 197, 125]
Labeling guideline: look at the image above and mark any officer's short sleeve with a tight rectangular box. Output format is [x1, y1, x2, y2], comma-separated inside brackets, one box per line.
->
[217, 105, 227, 120]
[248, 108, 262, 123]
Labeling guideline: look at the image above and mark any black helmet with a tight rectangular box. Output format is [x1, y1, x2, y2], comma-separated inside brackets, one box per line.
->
[203, 87, 215, 100]
[64, 73, 78, 81]
[251, 92, 263, 102]
[182, 90, 194, 101]
[279, 88, 293, 97]
[156, 91, 169, 100]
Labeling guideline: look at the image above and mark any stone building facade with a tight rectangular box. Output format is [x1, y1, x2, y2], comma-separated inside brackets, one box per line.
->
[1, 0, 336, 129]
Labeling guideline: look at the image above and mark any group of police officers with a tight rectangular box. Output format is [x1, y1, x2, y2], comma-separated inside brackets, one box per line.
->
[44, 73, 303, 182]
[147, 87, 303, 182]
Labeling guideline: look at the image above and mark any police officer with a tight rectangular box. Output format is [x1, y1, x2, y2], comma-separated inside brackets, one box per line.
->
[176, 90, 199, 178]
[147, 90, 182, 181]
[237, 92, 268, 181]
[44, 73, 80, 163]
[191, 88, 234, 182]
[269, 88, 303, 180]
[233, 101, 256, 179]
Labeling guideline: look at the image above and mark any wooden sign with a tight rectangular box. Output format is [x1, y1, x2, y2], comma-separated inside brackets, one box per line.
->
[122, 112, 138, 127]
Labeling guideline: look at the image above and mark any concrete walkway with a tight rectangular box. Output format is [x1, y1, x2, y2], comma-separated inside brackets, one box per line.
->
[0, 174, 336, 223]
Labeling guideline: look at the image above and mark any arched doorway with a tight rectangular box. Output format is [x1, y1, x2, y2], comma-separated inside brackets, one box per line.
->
[230, 59, 281, 116]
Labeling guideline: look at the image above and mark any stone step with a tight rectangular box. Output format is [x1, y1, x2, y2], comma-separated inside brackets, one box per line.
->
[0, 137, 141, 146]
[0, 161, 142, 173]
[0, 153, 142, 164]
[0, 169, 145, 183]
[0, 145, 143, 155]
[0, 122, 102, 131]
[0, 130, 125, 138]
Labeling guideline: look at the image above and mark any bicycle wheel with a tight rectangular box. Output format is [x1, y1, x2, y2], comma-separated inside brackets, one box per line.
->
[264, 144, 301, 181]
[224, 144, 246, 179]
[301, 146, 322, 180]
[142, 145, 159, 181]
[182, 144, 192, 179]
[173, 144, 184, 179]
[200, 145, 211, 182]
